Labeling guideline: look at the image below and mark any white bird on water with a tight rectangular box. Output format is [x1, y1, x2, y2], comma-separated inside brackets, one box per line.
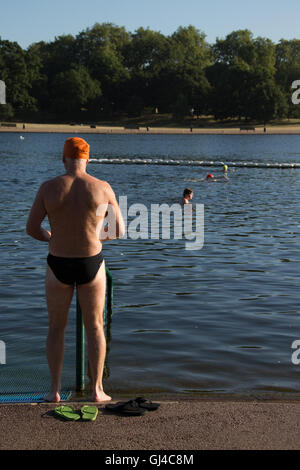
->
[20, 136, 24, 140]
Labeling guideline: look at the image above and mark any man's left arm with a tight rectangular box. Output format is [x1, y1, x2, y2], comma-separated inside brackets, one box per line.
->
[26, 183, 51, 242]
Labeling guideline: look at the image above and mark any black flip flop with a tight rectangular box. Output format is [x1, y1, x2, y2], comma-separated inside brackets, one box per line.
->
[105, 401, 127, 411]
[105, 399, 146, 416]
[134, 397, 160, 411]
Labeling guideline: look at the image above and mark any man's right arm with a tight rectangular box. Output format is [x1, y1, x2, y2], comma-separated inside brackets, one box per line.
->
[100, 182, 125, 241]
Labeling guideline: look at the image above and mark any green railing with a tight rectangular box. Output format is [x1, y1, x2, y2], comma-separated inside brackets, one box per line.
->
[75, 267, 113, 392]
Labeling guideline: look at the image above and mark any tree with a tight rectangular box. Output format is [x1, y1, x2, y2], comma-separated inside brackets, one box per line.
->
[171, 93, 189, 119]
[0, 25, 297, 122]
[208, 30, 283, 121]
[275, 39, 300, 118]
[166, 26, 212, 115]
[27, 36, 79, 113]
[0, 103, 14, 120]
[30, 35, 78, 78]
[50, 66, 102, 119]
[247, 70, 287, 122]
[123, 27, 170, 111]
[75, 23, 131, 112]
[213, 29, 255, 66]
[146, 26, 212, 114]
[0, 38, 37, 112]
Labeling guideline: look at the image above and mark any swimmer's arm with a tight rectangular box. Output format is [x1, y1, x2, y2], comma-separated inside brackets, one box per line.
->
[216, 177, 229, 182]
[100, 183, 125, 241]
[26, 183, 51, 242]
[213, 177, 229, 182]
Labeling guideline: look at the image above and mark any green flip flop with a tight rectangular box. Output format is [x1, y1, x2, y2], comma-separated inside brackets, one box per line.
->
[55, 405, 81, 421]
[81, 405, 98, 422]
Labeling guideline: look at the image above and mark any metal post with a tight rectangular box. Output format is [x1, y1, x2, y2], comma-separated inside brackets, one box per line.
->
[76, 268, 113, 392]
[105, 267, 113, 318]
[76, 296, 85, 392]
[105, 267, 114, 344]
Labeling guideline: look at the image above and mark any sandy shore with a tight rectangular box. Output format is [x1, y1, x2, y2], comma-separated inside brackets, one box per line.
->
[1, 399, 300, 450]
[1, 122, 300, 134]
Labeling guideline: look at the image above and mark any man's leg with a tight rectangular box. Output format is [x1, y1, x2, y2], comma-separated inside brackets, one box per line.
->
[76, 260, 111, 403]
[45, 265, 74, 402]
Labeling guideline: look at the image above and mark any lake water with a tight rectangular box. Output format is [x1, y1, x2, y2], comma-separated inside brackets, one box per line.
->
[1, 132, 300, 398]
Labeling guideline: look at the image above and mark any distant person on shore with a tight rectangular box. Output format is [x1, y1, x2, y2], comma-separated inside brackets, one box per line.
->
[26, 137, 125, 403]
[181, 188, 194, 205]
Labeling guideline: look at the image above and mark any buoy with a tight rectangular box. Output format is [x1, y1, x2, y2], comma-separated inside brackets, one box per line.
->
[89, 158, 300, 169]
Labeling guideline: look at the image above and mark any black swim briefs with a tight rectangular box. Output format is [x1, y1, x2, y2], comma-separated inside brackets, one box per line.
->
[47, 252, 104, 285]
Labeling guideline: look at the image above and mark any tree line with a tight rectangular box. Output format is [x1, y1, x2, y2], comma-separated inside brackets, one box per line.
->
[0, 23, 300, 123]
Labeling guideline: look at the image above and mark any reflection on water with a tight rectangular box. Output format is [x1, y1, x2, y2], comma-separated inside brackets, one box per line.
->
[0, 133, 300, 397]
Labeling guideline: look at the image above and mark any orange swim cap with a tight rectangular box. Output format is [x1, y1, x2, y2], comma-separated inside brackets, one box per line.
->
[206, 173, 214, 179]
[63, 137, 90, 160]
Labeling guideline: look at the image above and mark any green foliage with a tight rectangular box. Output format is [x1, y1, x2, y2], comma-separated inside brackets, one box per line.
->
[0, 103, 14, 120]
[50, 66, 102, 118]
[76, 23, 130, 110]
[275, 39, 300, 118]
[208, 30, 284, 121]
[164, 26, 212, 114]
[0, 25, 299, 122]
[172, 93, 189, 119]
[0, 38, 37, 112]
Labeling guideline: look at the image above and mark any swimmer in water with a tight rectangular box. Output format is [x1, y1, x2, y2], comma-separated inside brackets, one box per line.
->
[183, 166, 229, 183]
[181, 188, 194, 205]
[206, 172, 229, 182]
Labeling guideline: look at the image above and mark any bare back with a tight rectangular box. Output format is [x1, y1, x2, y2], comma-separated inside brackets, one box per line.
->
[44, 173, 109, 257]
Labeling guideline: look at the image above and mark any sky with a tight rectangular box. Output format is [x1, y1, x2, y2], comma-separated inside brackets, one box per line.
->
[0, 0, 300, 49]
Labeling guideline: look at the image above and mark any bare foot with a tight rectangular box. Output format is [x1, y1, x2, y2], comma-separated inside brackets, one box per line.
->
[92, 391, 112, 403]
[44, 392, 61, 403]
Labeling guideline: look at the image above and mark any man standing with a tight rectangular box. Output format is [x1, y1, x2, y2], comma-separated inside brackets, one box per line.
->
[26, 137, 125, 403]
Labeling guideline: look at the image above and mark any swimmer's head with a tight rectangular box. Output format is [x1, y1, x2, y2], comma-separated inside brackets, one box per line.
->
[183, 188, 193, 199]
[63, 137, 90, 164]
[223, 165, 228, 172]
[206, 173, 214, 180]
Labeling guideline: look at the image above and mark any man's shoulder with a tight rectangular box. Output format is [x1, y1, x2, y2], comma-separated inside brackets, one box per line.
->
[39, 176, 59, 190]
[38, 175, 69, 197]
[85, 174, 111, 190]
[87, 174, 107, 184]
